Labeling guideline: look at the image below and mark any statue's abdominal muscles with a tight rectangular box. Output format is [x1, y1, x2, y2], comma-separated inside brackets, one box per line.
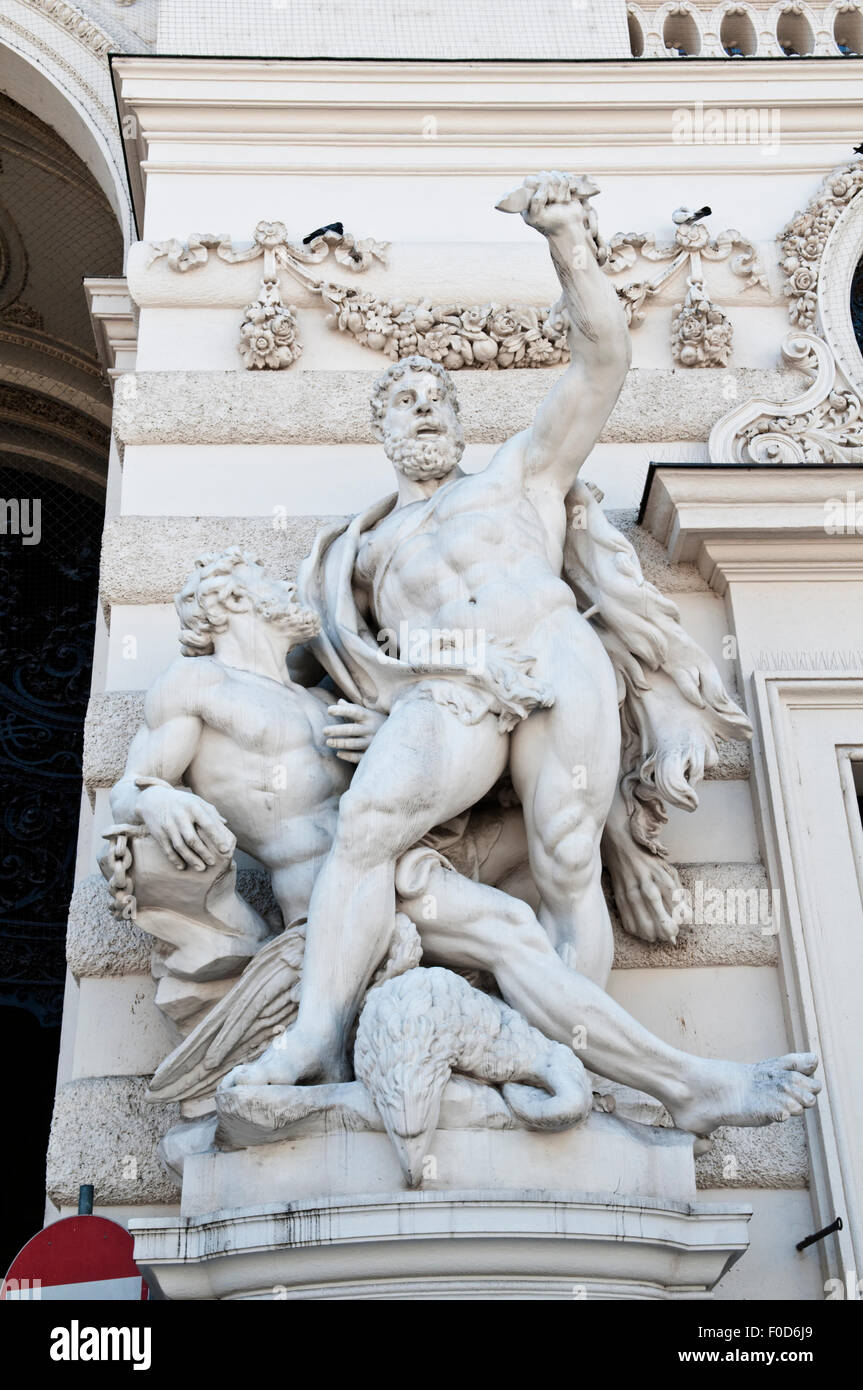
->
[371, 481, 575, 664]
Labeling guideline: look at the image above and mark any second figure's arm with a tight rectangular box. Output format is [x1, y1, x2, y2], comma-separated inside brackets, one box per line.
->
[110, 663, 235, 871]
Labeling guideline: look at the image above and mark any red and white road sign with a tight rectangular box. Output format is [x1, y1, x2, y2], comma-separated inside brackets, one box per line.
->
[1, 1215, 148, 1301]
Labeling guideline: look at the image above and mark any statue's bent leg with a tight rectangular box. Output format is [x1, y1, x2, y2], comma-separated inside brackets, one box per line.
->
[222, 686, 507, 1088]
[404, 863, 820, 1136]
[510, 624, 620, 987]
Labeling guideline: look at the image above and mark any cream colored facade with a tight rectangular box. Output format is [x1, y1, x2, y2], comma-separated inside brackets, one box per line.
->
[3, 0, 863, 1299]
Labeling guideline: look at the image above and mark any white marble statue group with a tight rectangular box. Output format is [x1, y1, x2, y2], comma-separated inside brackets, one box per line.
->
[104, 173, 819, 1187]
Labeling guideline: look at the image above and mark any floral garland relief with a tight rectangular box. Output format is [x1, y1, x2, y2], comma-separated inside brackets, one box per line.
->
[323, 289, 571, 370]
[779, 158, 863, 329]
[148, 209, 767, 372]
[148, 219, 390, 369]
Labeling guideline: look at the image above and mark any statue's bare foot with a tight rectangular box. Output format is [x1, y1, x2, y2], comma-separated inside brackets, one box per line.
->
[667, 1052, 819, 1137]
[218, 1027, 349, 1090]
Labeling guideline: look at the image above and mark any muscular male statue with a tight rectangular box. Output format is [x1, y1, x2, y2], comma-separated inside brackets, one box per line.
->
[217, 171, 811, 1117]
[110, 551, 361, 926]
[120, 549, 819, 1138]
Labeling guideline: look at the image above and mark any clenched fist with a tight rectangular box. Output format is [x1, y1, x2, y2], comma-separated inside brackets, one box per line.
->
[496, 170, 605, 262]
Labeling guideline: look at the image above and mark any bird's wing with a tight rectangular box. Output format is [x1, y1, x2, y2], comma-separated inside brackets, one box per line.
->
[147, 926, 305, 1103]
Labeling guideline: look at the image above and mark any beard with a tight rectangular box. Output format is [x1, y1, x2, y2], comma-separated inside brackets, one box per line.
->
[252, 588, 321, 644]
[384, 430, 464, 480]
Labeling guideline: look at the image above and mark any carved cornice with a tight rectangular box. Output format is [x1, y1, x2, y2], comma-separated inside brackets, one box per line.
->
[113, 56, 863, 188]
[18, 0, 114, 61]
[641, 462, 863, 582]
[84, 277, 137, 377]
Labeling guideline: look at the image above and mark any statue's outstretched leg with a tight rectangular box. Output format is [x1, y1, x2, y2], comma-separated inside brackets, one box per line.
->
[404, 862, 819, 1137]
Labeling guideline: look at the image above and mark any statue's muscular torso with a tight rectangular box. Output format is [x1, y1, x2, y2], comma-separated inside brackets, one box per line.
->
[151, 657, 349, 868]
[355, 443, 578, 661]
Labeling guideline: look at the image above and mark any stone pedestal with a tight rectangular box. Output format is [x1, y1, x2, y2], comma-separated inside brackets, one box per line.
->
[130, 1113, 752, 1299]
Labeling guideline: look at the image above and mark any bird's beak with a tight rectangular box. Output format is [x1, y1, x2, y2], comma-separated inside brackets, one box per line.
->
[393, 1132, 433, 1189]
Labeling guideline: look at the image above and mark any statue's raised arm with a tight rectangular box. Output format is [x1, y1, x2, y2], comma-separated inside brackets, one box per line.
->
[496, 171, 631, 488]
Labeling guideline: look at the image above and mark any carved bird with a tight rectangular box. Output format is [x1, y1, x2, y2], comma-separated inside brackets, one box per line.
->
[354, 966, 593, 1187]
[148, 912, 423, 1103]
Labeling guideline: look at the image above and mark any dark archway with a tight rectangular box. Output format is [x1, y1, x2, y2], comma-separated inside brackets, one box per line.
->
[0, 87, 121, 1270]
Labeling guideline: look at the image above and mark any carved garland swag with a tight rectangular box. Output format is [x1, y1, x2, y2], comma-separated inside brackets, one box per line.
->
[147, 211, 767, 373]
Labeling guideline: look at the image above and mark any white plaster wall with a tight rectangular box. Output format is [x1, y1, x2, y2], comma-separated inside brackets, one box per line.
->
[664, 781, 761, 862]
[729, 579, 863, 679]
[70, 976, 178, 1080]
[136, 166, 857, 247]
[609, 965, 790, 1061]
[711, 1189, 825, 1300]
[117, 442, 662, 515]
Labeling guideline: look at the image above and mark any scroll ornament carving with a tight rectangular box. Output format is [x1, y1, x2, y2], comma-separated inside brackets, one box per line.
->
[148, 218, 390, 373]
[709, 331, 863, 463]
[709, 155, 863, 463]
[605, 209, 767, 369]
[779, 156, 863, 329]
